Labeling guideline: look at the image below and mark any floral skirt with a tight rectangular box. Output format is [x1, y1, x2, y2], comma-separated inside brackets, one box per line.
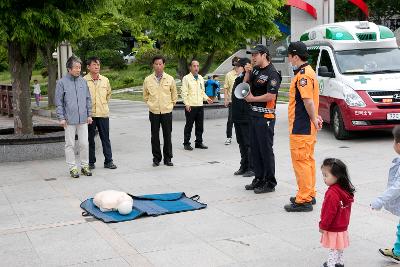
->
[321, 230, 349, 250]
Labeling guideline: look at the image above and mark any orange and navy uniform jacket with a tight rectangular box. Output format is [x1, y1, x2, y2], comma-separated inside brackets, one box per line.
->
[288, 63, 319, 135]
[249, 64, 281, 119]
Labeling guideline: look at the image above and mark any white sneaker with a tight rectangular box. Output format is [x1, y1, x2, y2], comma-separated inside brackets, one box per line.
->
[224, 138, 232, 145]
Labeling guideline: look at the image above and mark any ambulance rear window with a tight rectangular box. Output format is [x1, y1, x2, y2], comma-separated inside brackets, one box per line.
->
[335, 48, 400, 75]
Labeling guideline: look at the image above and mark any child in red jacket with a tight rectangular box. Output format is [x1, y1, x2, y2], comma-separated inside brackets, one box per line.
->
[320, 158, 355, 267]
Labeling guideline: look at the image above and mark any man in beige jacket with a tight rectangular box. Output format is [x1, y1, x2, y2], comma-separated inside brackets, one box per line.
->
[84, 57, 117, 170]
[181, 59, 213, 151]
[143, 55, 178, 167]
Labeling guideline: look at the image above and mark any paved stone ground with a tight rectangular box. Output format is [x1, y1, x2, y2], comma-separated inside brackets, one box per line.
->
[0, 100, 399, 266]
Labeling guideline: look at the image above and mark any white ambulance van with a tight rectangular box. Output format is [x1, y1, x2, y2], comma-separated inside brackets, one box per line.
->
[301, 21, 400, 139]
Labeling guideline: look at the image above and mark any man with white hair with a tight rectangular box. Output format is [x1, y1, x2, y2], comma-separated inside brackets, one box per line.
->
[55, 56, 93, 178]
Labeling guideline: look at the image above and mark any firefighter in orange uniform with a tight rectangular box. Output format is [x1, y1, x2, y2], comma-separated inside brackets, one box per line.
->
[284, 41, 323, 212]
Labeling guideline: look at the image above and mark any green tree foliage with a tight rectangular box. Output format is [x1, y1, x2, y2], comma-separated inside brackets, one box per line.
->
[0, 0, 107, 134]
[336, 0, 400, 22]
[140, 0, 285, 77]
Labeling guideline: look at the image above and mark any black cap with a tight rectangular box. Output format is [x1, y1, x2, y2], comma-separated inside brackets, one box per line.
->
[234, 57, 251, 67]
[288, 41, 309, 58]
[231, 56, 240, 66]
[246, 44, 269, 55]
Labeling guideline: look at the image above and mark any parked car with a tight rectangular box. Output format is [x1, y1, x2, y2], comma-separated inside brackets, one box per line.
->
[123, 51, 137, 64]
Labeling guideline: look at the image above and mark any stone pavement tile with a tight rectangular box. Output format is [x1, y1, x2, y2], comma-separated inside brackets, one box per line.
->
[214, 195, 298, 217]
[2, 180, 59, 204]
[0, 189, 9, 206]
[345, 238, 396, 267]
[143, 241, 235, 267]
[61, 177, 121, 201]
[349, 214, 398, 241]
[210, 233, 300, 262]
[0, 232, 42, 266]
[70, 257, 130, 267]
[27, 223, 118, 266]
[0, 214, 21, 231]
[217, 249, 325, 267]
[110, 215, 178, 236]
[121, 225, 199, 253]
[182, 216, 263, 242]
[242, 209, 320, 234]
[12, 197, 83, 227]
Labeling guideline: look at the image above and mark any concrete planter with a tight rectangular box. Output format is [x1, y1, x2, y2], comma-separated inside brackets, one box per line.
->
[0, 125, 65, 163]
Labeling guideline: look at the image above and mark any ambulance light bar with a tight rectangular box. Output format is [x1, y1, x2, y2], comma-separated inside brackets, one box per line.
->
[357, 21, 370, 29]
[379, 26, 395, 39]
[326, 27, 354, 40]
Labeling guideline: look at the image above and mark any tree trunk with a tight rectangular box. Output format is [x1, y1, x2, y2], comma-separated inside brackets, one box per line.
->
[199, 51, 216, 77]
[40, 43, 57, 107]
[177, 56, 189, 79]
[8, 41, 37, 135]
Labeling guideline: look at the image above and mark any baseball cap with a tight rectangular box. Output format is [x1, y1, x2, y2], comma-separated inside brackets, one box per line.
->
[288, 41, 309, 58]
[246, 44, 270, 55]
[231, 56, 240, 66]
[234, 57, 251, 67]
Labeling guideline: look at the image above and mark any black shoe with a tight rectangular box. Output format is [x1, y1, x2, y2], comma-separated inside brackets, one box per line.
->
[234, 168, 246, 175]
[184, 145, 193, 151]
[104, 161, 117, 169]
[195, 143, 208, 149]
[290, 196, 316, 205]
[335, 264, 344, 267]
[164, 161, 174, 166]
[89, 163, 95, 170]
[152, 161, 160, 167]
[253, 184, 275, 194]
[242, 170, 255, 177]
[245, 178, 264, 190]
[284, 202, 313, 212]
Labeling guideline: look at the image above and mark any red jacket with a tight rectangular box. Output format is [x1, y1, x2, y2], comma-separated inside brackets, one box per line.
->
[319, 183, 354, 232]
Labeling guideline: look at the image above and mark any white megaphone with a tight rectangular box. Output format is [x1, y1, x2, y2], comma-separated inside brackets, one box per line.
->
[234, 82, 250, 99]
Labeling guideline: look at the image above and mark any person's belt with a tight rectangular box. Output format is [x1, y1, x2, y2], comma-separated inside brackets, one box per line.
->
[250, 105, 275, 114]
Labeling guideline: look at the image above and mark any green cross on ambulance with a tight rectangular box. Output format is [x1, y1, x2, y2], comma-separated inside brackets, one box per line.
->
[301, 21, 400, 139]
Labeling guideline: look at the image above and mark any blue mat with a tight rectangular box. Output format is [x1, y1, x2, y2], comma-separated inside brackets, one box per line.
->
[80, 192, 207, 223]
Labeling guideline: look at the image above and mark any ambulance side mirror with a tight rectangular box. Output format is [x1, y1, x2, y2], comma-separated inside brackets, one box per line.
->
[318, 66, 335, 78]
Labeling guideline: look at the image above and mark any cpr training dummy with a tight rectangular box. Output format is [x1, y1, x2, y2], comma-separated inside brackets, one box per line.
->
[93, 190, 133, 215]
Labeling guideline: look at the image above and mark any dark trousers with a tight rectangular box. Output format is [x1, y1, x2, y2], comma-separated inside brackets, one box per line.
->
[88, 117, 113, 165]
[226, 104, 233, 138]
[249, 116, 277, 188]
[234, 122, 252, 171]
[149, 112, 173, 163]
[184, 106, 204, 145]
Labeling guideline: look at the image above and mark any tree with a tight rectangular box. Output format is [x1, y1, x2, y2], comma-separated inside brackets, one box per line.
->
[0, 0, 107, 134]
[140, 0, 285, 77]
[336, 0, 400, 23]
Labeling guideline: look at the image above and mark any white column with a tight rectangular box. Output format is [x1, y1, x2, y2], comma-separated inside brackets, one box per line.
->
[57, 41, 73, 79]
[290, 0, 327, 41]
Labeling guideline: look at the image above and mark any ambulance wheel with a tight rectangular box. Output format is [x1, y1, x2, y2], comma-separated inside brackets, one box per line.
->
[332, 106, 351, 140]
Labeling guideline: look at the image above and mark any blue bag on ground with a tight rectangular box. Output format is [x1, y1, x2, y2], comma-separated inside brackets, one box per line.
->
[80, 192, 206, 223]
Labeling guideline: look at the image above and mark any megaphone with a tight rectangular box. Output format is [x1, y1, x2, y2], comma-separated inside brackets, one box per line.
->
[234, 82, 250, 99]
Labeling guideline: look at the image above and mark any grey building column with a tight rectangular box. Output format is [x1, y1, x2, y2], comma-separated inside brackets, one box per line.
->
[57, 41, 73, 79]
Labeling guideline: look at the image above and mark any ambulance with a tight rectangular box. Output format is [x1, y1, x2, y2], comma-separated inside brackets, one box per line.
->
[301, 21, 400, 139]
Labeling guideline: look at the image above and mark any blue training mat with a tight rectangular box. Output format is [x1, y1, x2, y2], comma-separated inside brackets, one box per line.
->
[80, 192, 207, 223]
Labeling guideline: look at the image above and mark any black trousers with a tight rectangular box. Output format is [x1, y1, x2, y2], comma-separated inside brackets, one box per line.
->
[183, 106, 204, 145]
[88, 117, 113, 165]
[234, 122, 252, 171]
[149, 112, 173, 163]
[249, 116, 277, 189]
[226, 104, 233, 138]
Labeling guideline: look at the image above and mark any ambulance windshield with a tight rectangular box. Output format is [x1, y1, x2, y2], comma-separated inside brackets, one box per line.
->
[335, 48, 400, 75]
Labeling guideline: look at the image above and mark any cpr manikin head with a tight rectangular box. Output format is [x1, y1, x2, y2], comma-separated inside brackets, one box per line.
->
[93, 190, 133, 215]
[117, 199, 133, 215]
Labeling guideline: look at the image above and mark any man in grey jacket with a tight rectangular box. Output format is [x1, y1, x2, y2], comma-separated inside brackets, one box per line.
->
[55, 56, 93, 178]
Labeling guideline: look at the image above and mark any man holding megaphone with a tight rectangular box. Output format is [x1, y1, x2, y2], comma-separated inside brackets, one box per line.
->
[242, 44, 281, 194]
